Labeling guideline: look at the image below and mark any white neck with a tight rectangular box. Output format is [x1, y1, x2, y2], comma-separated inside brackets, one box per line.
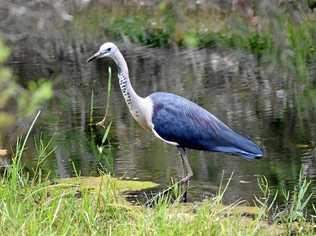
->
[112, 49, 147, 124]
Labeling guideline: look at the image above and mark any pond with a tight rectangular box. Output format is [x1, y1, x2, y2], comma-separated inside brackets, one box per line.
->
[5, 44, 315, 204]
[2, 1, 316, 205]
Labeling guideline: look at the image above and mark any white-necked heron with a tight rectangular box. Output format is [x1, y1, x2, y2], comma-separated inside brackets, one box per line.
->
[87, 42, 263, 200]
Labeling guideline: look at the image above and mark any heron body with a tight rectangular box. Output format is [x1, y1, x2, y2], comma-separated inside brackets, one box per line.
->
[150, 92, 262, 159]
[87, 42, 263, 200]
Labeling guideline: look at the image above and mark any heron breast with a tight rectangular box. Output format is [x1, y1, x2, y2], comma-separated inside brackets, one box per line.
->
[131, 96, 154, 131]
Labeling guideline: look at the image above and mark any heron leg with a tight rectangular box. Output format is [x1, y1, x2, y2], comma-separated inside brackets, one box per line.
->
[177, 147, 193, 182]
[145, 147, 193, 206]
[177, 146, 193, 202]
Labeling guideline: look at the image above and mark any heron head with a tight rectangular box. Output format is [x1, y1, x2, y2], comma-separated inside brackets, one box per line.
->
[87, 42, 118, 62]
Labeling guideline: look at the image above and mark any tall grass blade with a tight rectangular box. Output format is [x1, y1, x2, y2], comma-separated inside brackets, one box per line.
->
[101, 121, 112, 145]
[89, 89, 94, 124]
[17, 110, 41, 159]
[96, 67, 112, 127]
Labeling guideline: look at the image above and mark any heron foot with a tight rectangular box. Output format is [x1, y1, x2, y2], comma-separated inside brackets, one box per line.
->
[180, 177, 190, 203]
[144, 176, 191, 207]
[145, 147, 193, 206]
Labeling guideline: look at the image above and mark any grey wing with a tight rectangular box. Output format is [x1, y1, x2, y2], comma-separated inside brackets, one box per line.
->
[150, 92, 228, 150]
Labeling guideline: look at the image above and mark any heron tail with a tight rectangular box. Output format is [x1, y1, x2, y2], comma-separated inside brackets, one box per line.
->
[212, 129, 263, 160]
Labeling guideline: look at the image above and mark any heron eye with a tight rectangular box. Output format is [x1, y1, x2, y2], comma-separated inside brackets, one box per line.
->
[107, 48, 111, 52]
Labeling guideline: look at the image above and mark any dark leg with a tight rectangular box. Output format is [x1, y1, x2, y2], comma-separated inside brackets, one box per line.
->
[177, 147, 193, 183]
[177, 147, 193, 202]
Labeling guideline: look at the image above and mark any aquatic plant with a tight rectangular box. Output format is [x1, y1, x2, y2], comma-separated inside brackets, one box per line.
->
[88, 66, 115, 174]
[96, 67, 113, 128]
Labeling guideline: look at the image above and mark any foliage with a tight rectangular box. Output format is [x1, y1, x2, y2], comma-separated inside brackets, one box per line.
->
[0, 40, 53, 129]
[272, 171, 314, 234]
[253, 173, 316, 235]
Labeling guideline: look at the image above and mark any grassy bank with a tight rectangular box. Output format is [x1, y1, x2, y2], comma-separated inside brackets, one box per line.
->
[75, 1, 316, 69]
[1, 160, 315, 235]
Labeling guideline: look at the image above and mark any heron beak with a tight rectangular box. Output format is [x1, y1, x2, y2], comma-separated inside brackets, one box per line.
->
[87, 51, 101, 62]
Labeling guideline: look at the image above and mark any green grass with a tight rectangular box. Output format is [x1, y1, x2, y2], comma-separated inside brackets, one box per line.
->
[1, 162, 315, 235]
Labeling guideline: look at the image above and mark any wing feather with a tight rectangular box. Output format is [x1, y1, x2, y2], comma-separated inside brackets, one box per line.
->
[150, 92, 230, 150]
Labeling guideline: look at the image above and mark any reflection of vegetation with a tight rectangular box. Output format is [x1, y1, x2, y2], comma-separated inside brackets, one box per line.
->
[0, 40, 53, 129]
